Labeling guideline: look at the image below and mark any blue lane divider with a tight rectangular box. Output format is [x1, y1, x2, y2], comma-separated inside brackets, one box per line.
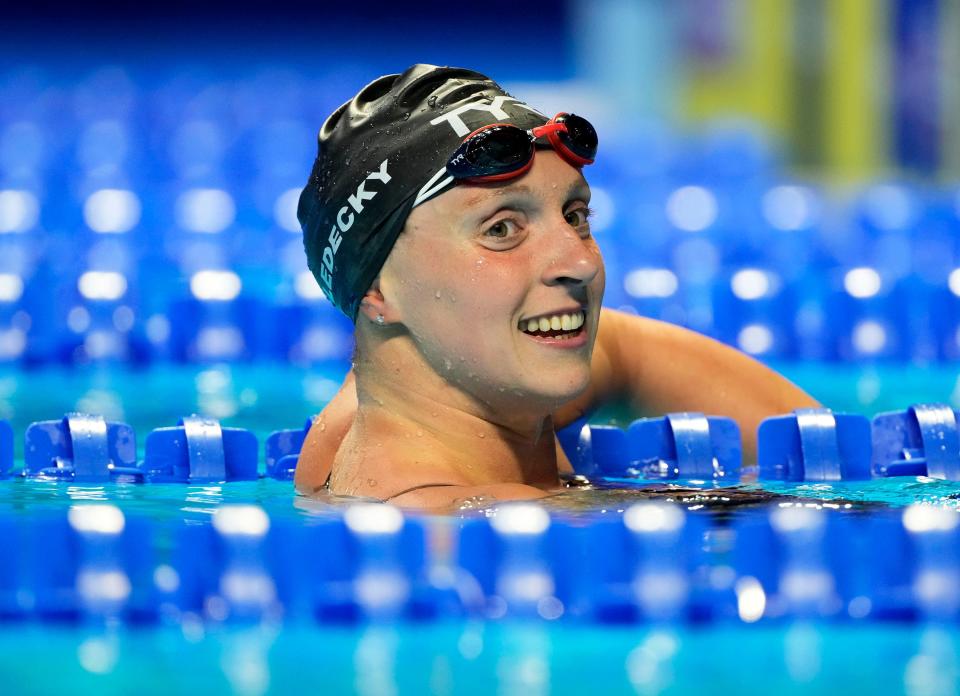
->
[459, 502, 710, 622]
[0, 506, 156, 622]
[628, 413, 741, 481]
[832, 513, 917, 621]
[172, 505, 290, 622]
[730, 506, 957, 623]
[141, 416, 258, 482]
[0, 420, 12, 478]
[264, 417, 313, 480]
[576, 413, 741, 481]
[872, 404, 960, 479]
[550, 518, 637, 622]
[23, 413, 138, 482]
[0, 503, 960, 625]
[620, 502, 708, 621]
[171, 504, 434, 623]
[902, 506, 960, 620]
[758, 408, 871, 481]
[733, 506, 847, 621]
[458, 504, 559, 620]
[575, 425, 628, 477]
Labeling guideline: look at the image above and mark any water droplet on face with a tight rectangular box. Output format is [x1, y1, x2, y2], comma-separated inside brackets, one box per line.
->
[477, 432, 486, 439]
[444, 359, 453, 371]
[434, 290, 442, 300]
[416, 429, 424, 437]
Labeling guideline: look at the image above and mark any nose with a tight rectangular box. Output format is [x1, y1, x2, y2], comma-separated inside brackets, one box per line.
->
[540, 220, 603, 289]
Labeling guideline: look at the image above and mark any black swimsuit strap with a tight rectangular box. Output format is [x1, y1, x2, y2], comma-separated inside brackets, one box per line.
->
[381, 482, 460, 502]
[322, 473, 459, 502]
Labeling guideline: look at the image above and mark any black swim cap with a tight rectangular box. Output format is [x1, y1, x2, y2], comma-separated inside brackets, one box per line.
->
[298, 64, 549, 320]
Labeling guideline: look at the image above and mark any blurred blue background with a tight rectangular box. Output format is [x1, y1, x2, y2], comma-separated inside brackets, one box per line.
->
[1, 0, 958, 370]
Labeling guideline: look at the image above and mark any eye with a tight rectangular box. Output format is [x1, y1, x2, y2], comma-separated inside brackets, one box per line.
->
[484, 218, 519, 240]
[477, 212, 526, 250]
[564, 206, 593, 234]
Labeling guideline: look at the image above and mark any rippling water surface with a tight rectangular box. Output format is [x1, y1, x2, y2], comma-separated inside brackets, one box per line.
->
[3, 363, 960, 520]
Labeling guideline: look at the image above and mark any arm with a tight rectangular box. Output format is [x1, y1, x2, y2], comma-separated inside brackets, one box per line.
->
[564, 308, 821, 460]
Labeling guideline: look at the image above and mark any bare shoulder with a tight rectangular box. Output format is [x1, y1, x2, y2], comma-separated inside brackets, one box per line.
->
[294, 424, 331, 494]
[293, 370, 358, 495]
[388, 482, 551, 510]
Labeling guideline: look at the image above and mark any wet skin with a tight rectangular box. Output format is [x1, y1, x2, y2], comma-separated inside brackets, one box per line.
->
[371, 151, 604, 420]
[324, 152, 604, 505]
[296, 154, 822, 511]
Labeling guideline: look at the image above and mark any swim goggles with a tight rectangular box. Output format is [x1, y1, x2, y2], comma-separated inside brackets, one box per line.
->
[446, 112, 598, 183]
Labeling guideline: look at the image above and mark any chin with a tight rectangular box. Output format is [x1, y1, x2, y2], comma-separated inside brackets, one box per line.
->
[515, 368, 592, 410]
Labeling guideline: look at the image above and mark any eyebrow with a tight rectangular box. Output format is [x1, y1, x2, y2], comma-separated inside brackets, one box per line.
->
[460, 179, 591, 211]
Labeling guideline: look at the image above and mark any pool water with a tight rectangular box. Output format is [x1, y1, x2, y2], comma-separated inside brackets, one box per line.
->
[2, 623, 958, 695]
[2, 362, 960, 516]
[3, 362, 960, 694]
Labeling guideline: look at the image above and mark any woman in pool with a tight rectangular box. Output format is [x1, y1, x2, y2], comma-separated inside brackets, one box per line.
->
[295, 64, 819, 509]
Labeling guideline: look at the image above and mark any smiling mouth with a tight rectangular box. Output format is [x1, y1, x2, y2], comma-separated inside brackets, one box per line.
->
[519, 309, 586, 340]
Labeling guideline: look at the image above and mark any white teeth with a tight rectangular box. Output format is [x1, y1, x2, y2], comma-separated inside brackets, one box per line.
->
[521, 310, 586, 334]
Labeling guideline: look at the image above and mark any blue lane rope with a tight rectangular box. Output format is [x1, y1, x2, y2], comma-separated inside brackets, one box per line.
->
[0, 503, 957, 625]
[180, 415, 227, 482]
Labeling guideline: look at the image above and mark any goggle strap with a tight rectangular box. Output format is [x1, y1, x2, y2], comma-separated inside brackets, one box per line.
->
[530, 122, 568, 139]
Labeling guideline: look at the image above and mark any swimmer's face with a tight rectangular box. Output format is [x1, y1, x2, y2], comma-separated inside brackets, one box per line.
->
[377, 150, 605, 412]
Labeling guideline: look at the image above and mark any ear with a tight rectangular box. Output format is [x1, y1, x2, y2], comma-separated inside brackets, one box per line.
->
[356, 277, 398, 325]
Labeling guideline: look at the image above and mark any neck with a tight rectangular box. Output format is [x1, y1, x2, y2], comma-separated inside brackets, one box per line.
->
[332, 334, 562, 495]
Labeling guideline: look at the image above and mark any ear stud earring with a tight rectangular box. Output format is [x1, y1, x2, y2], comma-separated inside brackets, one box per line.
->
[375, 314, 385, 325]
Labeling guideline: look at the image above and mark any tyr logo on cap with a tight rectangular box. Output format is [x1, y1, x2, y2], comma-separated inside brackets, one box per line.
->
[428, 96, 544, 137]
